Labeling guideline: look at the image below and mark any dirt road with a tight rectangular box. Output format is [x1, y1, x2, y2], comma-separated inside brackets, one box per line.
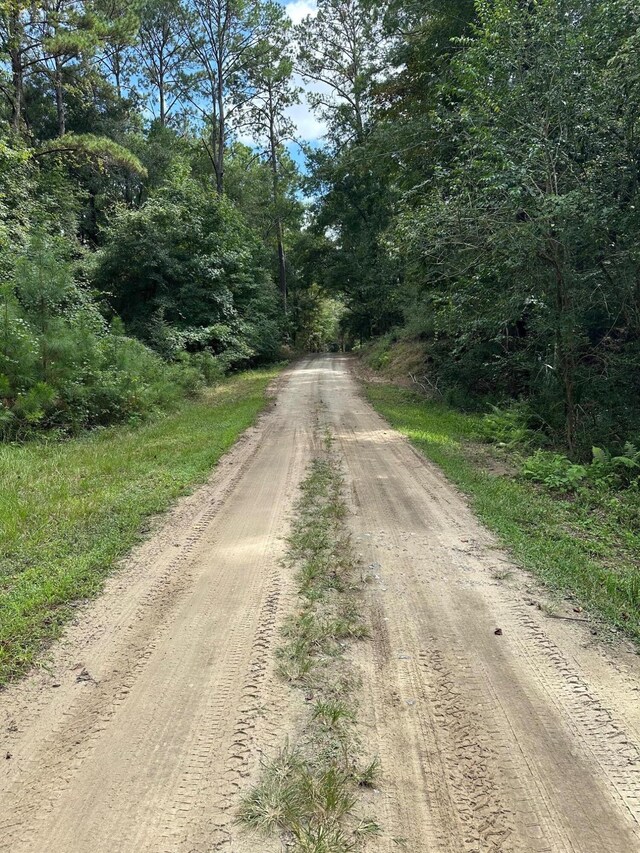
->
[2, 355, 640, 852]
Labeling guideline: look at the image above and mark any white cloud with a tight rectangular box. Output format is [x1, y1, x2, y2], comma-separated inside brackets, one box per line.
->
[235, 129, 259, 147]
[286, 97, 326, 141]
[285, 0, 317, 25]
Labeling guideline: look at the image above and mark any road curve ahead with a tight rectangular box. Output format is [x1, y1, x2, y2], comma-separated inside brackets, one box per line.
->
[1, 355, 640, 852]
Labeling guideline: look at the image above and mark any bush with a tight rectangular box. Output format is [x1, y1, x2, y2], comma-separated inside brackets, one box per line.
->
[477, 402, 540, 449]
[590, 444, 640, 489]
[186, 351, 225, 384]
[92, 180, 282, 368]
[521, 451, 587, 492]
[0, 234, 218, 440]
[362, 333, 395, 371]
[521, 444, 640, 493]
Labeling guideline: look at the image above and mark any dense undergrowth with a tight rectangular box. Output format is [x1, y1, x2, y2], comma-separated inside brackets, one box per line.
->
[0, 368, 280, 684]
[239, 447, 379, 852]
[0, 233, 229, 440]
[365, 382, 640, 643]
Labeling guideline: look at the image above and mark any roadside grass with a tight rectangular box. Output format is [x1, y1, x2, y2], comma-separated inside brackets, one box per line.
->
[365, 383, 640, 642]
[0, 368, 281, 684]
[239, 446, 379, 852]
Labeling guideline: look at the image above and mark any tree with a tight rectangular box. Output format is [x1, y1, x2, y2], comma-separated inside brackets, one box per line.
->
[94, 0, 140, 100]
[93, 177, 281, 364]
[10, 0, 104, 136]
[389, 0, 640, 452]
[294, 0, 400, 339]
[306, 144, 401, 341]
[185, 0, 286, 194]
[295, 0, 384, 144]
[137, 0, 190, 126]
[240, 12, 300, 311]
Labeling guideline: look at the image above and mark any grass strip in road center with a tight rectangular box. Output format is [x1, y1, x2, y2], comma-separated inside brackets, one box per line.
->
[0, 368, 281, 685]
[239, 439, 380, 852]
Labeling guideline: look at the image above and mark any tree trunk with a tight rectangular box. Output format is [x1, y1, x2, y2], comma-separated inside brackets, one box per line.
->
[216, 86, 224, 194]
[159, 72, 166, 126]
[276, 221, 287, 314]
[10, 49, 22, 132]
[9, 9, 23, 133]
[544, 236, 577, 456]
[159, 25, 168, 126]
[54, 57, 66, 136]
[542, 135, 577, 455]
[268, 84, 287, 313]
[113, 51, 122, 99]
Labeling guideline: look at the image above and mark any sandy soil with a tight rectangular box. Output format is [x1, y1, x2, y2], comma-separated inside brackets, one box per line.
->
[2, 355, 640, 852]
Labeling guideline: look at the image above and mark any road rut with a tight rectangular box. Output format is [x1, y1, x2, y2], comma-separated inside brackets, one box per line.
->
[2, 355, 640, 852]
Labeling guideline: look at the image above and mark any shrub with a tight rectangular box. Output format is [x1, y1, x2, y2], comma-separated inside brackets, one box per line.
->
[521, 451, 587, 492]
[92, 181, 281, 368]
[0, 233, 220, 440]
[590, 444, 640, 489]
[477, 402, 540, 449]
[521, 444, 640, 493]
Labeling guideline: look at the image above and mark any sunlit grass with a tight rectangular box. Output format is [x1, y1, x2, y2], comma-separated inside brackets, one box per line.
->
[0, 368, 281, 683]
[404, 427, 461, 448]
[366, 383, 640, 642]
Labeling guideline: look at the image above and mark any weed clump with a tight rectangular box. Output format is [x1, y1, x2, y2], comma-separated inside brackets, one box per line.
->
[239, 451, 379, 852]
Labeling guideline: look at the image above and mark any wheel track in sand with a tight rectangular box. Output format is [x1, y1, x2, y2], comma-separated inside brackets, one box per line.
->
[322, 354, 640, 853]
[2, 355, 640, 853]
[0, 362, 312, 853]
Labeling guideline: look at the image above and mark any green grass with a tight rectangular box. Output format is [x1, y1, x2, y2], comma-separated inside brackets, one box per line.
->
[0, 368, 281, 684]
[365, 383, 640, 641]
[239, 448, 379, 852]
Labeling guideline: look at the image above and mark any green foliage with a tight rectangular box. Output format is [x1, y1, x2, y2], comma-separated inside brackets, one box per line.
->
[395, 0, 640, 454]
[93, 179, 282, 367]
[0, 233, 217, 438]
[477, 403, 539, 449]
[0, 1, 302, 444]
[591, 444, 640, 487]
[521, 452, 588, 492]
[239, 748, 363, 852]
[7, 0, 640, 460]
[304, 145, 402, 344]
[522, 443, 640, 493]
[294, 0, 640, 458]
[35, 134, 147, 176]
[294, 284, 345, 352]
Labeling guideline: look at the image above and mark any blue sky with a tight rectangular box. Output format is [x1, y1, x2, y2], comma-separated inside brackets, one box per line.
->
[281, 0, 325, 141]
[278, 0, 327, 169]
[234, 1, 323, 168]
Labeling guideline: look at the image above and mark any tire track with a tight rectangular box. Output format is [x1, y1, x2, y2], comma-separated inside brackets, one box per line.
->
[3, 356, 640, 853]
[512, 603, 640, 823]
[419, 644, 515, 853]
[181, 570, 284, 852]
[323, 354, 640, 853]
[0, 363, 315, 853]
